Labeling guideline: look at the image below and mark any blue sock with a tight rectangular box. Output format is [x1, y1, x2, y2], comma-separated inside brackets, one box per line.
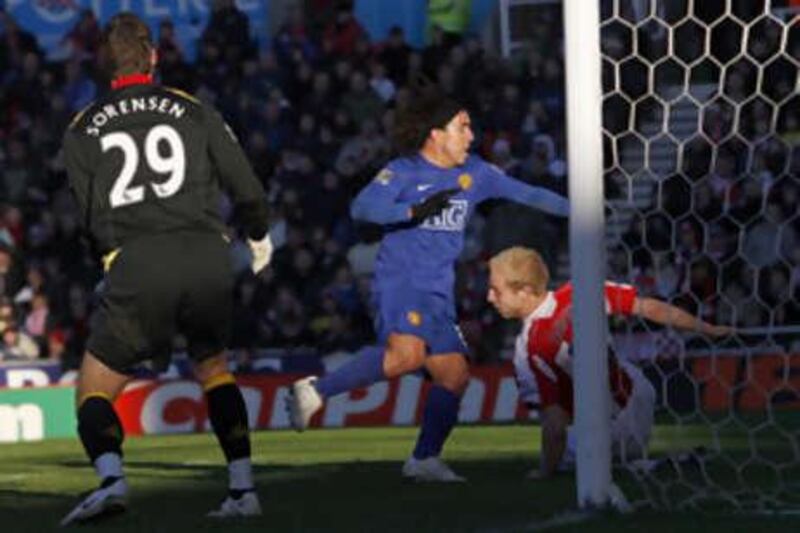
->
[315, 345, 385, 398]
[413, 385, 461, 459]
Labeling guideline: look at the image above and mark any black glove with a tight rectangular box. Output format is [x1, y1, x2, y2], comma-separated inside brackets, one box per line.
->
[409, 188, 460, 221]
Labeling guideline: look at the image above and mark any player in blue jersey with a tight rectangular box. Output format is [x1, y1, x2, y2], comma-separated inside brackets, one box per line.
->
[287, 84, 569, 481]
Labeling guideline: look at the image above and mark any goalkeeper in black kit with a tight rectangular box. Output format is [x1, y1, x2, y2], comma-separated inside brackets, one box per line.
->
[61, 12, 271, 525]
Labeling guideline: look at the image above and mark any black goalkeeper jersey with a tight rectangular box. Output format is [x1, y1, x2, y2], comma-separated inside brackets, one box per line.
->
[63, 74, 268, 257]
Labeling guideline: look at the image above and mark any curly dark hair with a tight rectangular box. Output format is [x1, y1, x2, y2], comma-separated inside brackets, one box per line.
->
[391, 79, 464, 156]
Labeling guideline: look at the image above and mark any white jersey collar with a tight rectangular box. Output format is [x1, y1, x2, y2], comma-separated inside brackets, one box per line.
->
[522, 291, 557, 330]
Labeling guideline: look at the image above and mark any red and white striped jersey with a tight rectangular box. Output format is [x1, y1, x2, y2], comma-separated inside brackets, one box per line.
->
[513, 282, 638, 415]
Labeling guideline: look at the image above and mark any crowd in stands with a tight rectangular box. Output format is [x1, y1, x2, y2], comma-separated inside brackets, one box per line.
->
[0, 2, 568, 369]
[602, 3, 800, 343]
[0, 1, 796, 370]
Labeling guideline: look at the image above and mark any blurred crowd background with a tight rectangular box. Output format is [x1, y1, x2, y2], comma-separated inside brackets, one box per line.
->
[0, 0, 797, 370]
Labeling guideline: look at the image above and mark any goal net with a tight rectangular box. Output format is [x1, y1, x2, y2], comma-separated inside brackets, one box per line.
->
[595, 0, 799, 513]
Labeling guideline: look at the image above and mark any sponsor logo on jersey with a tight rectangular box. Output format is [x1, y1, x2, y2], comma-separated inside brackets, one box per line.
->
[420, 199, 468, 231]
[417, 184, 433, 191]
[458, 173, 473, 190]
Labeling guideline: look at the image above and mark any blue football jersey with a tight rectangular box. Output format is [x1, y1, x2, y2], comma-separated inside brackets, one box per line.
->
[351, 154, 569, 298]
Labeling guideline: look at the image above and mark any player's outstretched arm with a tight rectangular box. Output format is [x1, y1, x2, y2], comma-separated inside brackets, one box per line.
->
[484, 169, 570, 217]
[633, 297, 733, 337]
[537, 404, 570, 479]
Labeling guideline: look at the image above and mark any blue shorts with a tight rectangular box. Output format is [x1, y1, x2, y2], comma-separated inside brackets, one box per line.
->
[372, 288, 468, 355]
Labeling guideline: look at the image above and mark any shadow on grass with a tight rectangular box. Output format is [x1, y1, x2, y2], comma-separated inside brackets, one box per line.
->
[1, 456, 577, 532]
[2, 457, 797, 533]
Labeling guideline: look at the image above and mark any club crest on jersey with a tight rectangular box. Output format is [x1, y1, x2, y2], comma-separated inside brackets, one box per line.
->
[421, 199, 468, 231]
[375, 168, 393, 185]
[407, 311, 422, 326]
[458, 173, 473, 190]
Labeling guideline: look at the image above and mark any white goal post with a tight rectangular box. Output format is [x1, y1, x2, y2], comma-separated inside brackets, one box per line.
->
[562, 0, 799, 514]
[563, 0, 614, 509]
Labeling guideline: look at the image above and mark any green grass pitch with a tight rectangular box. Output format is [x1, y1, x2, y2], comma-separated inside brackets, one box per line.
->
[0, 425, 796, 532]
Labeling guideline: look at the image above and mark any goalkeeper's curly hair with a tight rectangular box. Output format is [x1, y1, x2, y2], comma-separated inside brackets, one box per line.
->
[392, 77, 465, 156]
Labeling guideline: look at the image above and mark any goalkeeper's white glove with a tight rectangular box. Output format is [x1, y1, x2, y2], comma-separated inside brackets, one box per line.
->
[248, 233, 274, 274]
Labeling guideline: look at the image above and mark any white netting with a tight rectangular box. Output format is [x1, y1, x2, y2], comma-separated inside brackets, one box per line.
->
[598, 0, 800, 512]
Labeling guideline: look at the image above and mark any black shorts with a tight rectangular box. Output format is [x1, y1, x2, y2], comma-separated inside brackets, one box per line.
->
[87, 231, 234, 374]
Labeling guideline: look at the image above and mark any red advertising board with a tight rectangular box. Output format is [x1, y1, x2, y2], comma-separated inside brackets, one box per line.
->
[114, 365, 533, 436]
[112, 354, 800, 437]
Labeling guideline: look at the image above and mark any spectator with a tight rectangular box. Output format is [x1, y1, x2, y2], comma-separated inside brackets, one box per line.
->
[322, 2, 365, 57]
[202, 0, 254, 65]
[243, 51, 284, 102]
[1, 319, 39, 360]
[426, 0, 472, 47]
[61, 59, 96, 113]
[157, 19, 194, 90]
[489, 137, 521, 176]
[334, 118, 390, 179]
[0, 206, 24, 247]
[347, 225, 381, 278]
[62, 9, 101, 61]
[325, 264, 360, 314]
[379, 26, 412, 84]
[23, 291, 49, 340]
[339, 70, 383, 127]
[369, 61, 396, 103]
[0, 243, 23, 299]
[0, 10, 40, 72]
[157, 19, 182, 59]
[743, 201, 798, 268]
[6, 51, 47, 122]
[46, 328, 67, 361]
[273, 5, 316, 64]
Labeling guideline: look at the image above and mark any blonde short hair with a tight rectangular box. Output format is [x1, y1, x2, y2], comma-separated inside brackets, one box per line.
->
[489, 247, 549, 295]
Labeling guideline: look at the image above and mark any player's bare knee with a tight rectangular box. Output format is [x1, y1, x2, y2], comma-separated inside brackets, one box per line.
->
[76, 351, 129, 406]
[428, 355, 470, 395]
[452, 367, 470, 394]
[383, 348, 422, 377]
[439, 367, 470, 395]
[383, 348, 424, 377]
[384, 335, 426, 377]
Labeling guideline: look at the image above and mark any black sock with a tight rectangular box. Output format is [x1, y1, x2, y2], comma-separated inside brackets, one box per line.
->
[205, 383, 251, 462]
[100, 476, 123, 488]
[77, 396, 124, 463]
[228, 488, 254, 499]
